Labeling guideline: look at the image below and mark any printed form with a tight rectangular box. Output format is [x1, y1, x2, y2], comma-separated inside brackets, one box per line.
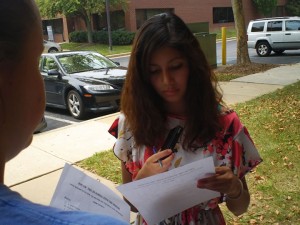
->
[117, 156, 220, 225]
[50, 163, 130, 223]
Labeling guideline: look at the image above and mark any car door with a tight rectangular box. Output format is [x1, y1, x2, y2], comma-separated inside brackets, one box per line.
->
[40, 56, 67, 106]
[284, 20, 300, 49]
[266, 20, 284, 48]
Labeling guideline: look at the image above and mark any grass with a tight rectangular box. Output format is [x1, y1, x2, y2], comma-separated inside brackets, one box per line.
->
[78, 150, 122, 184]
[220, 81, 300, 224]
[213, 27, 237, 40]
[78, 81, 300, 224]
[60, 42, 132, 56]
[216, 73, 241, 81]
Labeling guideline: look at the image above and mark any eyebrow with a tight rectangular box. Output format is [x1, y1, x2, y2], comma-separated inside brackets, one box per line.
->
[149, 56, 184, 66]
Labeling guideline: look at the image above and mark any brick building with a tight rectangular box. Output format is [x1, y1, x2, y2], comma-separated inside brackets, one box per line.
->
[42, 0, 288, 43]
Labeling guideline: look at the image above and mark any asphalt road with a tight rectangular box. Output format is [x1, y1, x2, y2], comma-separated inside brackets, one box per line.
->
[217, 39, 300, 65]
[42, 39, 300, 133]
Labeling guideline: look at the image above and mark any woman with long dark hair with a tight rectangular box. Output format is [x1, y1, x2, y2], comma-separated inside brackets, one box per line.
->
[109, 12, 262, 225]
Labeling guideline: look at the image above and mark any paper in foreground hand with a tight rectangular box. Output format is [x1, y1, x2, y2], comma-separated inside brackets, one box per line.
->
[117, 156, 220, 225]
[50, 163, 130, 223]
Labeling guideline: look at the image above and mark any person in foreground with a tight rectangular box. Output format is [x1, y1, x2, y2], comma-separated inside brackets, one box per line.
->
[0, 1, 128, 224]
[109, 12, 262, 225]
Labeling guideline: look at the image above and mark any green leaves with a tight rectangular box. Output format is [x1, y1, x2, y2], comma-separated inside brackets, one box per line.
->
[252, 0, 278, 17]
[285, 0, 300, 16]
[36, 0, 127, 43]
[36, 0, 126, 18]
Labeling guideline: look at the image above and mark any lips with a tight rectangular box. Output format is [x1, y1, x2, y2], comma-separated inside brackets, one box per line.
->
[163, 88, 178, 97]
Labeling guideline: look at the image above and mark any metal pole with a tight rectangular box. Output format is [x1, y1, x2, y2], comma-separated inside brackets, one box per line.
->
[105, 0, 112, 51]
[221, 27, 227, 65]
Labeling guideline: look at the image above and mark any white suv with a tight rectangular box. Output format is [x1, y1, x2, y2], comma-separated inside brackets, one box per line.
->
[247, 17, 300, 56]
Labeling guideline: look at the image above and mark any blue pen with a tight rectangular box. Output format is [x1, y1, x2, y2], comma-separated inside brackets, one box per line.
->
[152, 146, 163, 168]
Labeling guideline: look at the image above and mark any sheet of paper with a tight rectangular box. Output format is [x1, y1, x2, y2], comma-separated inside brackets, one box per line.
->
[117, 156, 220, 225]
[50, 163, 130, 222]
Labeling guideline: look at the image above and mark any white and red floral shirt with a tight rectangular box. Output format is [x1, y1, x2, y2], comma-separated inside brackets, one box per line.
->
[109, 110, 262, 225]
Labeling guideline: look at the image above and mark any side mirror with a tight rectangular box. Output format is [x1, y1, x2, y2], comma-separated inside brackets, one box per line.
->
[48, 69, 62, 79]
[114, 61, 120, 66]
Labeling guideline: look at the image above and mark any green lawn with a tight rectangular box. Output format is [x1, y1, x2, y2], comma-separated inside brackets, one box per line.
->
[60, 42, 132, 56]
[213, 27, 237, 40]
[78, 81, 300, 224]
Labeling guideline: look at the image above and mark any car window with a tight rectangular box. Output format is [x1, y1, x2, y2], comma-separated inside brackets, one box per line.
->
[285, 20, 300, 31]
[251, 22, 265, 32]
[267, 21, 283, 32]
[39, 57, 43, 71]
[42, 57, 58, 72]
[57, 53, 117, 74]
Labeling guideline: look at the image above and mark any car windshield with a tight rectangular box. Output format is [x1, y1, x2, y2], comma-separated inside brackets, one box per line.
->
[57, 52, 117, 74]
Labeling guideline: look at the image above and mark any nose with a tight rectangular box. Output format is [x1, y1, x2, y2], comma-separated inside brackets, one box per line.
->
[161, 69, 173, 84]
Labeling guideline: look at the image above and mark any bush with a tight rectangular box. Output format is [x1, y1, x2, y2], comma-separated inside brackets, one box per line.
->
[69, 31, 88, 43]
[92, 31, 109, 44]
[285, 0, 300, 16]
[111, 29, 135, 45]
[69, 29, 135, 45]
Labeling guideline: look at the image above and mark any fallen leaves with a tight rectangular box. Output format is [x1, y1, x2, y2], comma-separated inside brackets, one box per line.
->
[214, 63, 280, 76]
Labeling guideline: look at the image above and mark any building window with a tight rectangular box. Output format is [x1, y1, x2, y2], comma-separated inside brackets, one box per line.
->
[213, 7, 234, 24]
[136, 8, 173, 29]
[93, 10, 125, 31]
[42, 18, 63, 35]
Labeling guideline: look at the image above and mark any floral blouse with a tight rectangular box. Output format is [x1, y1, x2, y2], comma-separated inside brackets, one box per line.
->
[108, 110, 262, 225]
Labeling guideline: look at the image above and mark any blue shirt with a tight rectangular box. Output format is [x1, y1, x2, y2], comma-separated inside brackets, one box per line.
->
[0, 184, 129, 225]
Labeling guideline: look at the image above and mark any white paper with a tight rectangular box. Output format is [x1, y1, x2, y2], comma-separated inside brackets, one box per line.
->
[117, 157, 220, 225]
[50, 163, 130, 222]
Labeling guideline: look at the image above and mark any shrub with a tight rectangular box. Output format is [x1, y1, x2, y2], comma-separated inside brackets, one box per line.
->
[69, 29, 135, 45]
[111, 29, 135, 45]
[285, 0, 300, 16]
[69, 31, 88, 43]
[93, 29, 135, 45]
[92, 31, 109, 44]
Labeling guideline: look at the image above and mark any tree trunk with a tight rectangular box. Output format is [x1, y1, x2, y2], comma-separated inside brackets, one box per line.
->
[82, 11, 93, 44]
[231, 0, 251, 65]
[86, 23, 93, 44]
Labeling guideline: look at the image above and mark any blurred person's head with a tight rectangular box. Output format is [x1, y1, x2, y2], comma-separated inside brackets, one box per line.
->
[0, 0, 45, 163]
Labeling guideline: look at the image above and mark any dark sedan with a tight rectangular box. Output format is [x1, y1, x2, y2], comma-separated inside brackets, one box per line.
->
[39, 51, 127, 119]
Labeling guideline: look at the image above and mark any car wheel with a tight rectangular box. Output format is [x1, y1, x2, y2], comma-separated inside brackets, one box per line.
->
[67, 90, 86, 119]
[273, 50, 285, 54]
[256, 41, 271, 57]
[48, 47, 58, 53]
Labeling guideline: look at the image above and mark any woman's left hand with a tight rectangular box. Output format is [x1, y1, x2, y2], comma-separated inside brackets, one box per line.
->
[196, 166, 241, 197]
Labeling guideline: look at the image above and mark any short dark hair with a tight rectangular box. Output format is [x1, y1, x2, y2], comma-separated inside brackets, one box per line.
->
[121, 12, 223, 148]
[0, 0, 40, 62]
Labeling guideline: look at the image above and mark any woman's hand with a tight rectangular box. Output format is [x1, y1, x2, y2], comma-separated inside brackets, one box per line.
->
[196, 166, 241, 197]
[197, 166, 250, 216]
[134, 149, 174, 180]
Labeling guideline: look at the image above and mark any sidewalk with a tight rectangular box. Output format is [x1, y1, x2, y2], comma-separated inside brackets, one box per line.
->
[5, 63, 300, 212]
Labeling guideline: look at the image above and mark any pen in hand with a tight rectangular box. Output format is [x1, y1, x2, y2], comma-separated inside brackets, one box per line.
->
[152, 146, 163, 168]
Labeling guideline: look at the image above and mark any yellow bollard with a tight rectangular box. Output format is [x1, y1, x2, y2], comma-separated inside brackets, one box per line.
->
[222, 27, 226, 65]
